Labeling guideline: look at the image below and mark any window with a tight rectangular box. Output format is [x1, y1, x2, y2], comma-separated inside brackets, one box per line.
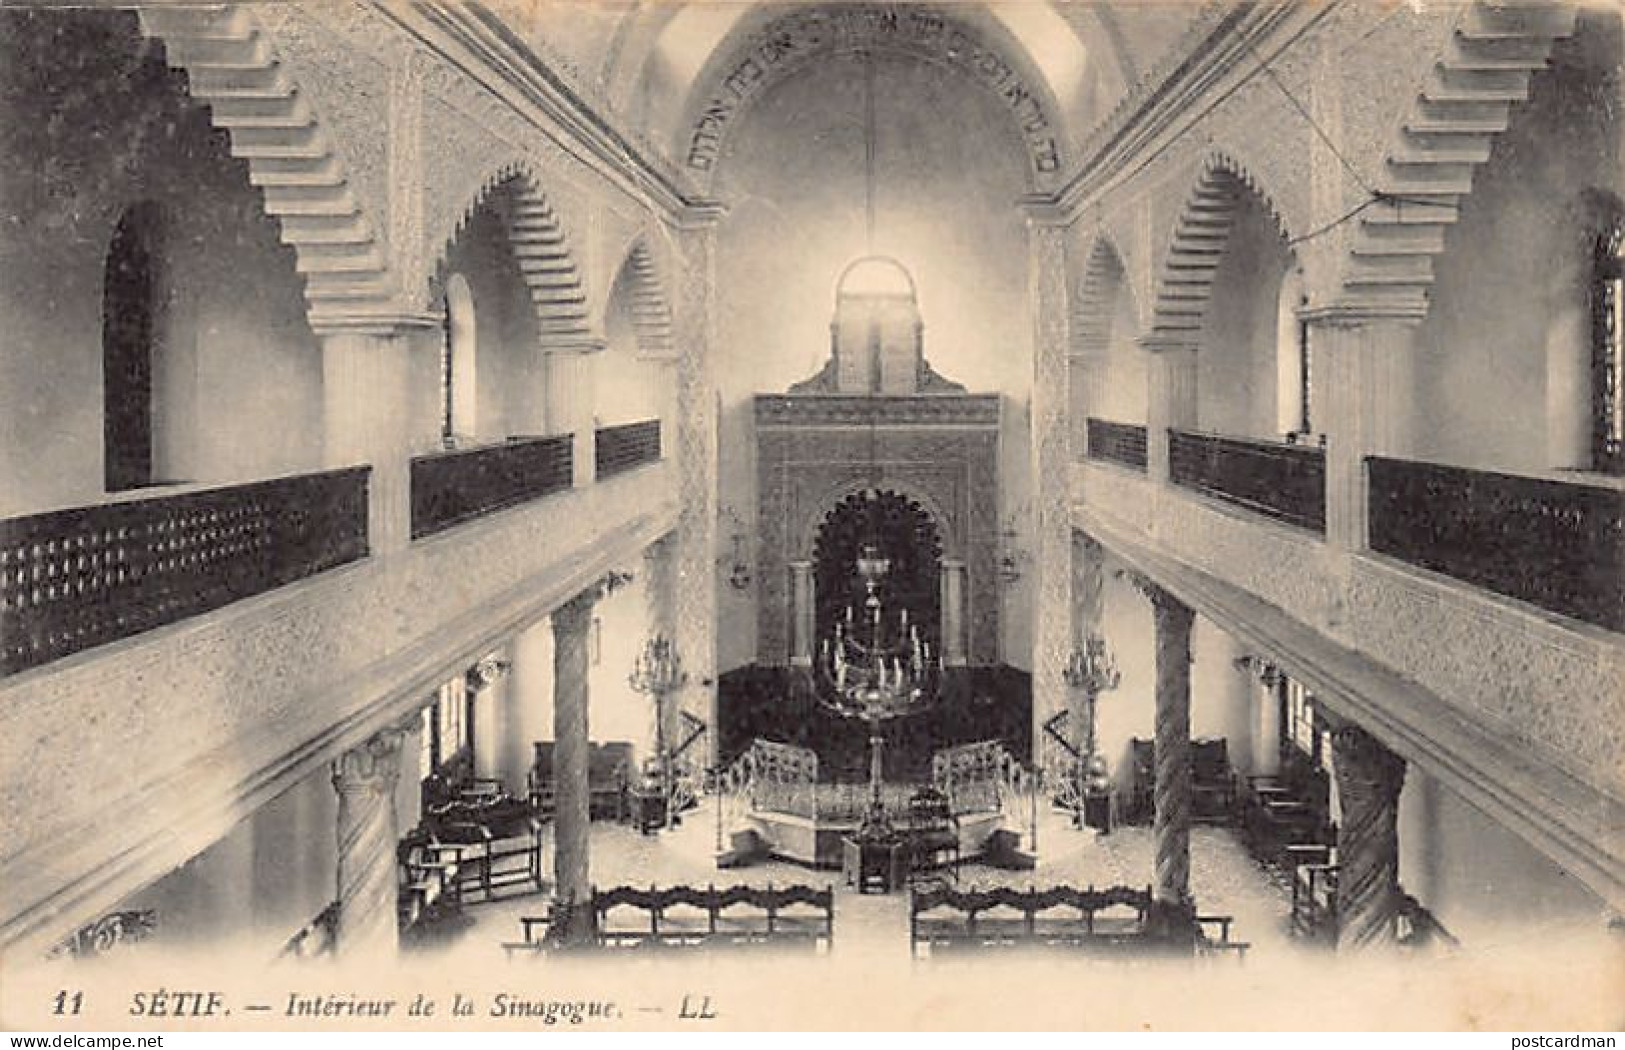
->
[102, 203, 164, 491]
[440, 273, 477, 449]
[1592, 219, 1625, 474]
[1283, 675, 1332, 774]
[1275, 262, 1312, 440]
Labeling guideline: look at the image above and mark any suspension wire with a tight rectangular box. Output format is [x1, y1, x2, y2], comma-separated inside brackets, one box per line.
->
[1241, 35, 1446, 247]
[864, 47, 877, 254]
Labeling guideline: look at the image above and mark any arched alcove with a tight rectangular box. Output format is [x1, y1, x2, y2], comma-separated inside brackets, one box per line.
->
[441, 273, 478, 446]
[1193, 177, 1295, 440]
[102, 202, 164, 492]
[811, 488, 944, 656]
[434, 178, 544, 444]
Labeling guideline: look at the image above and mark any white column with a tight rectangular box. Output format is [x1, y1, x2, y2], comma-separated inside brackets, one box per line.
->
[551, 588, 597, 945]
[789, 560, 814, 667]
[1069, 533, 1106, 752]
[319, 325, 425, 554]
[644, 534, 679, 750]
[330, 717, 415, 958]
[1027, 217, 1072, 764]
[1142, 337, 1199, 484]
[940, 559, 968, 667]
[1311, 311, 1420, 551]
[672, 207, 724, 765]
[547, 345, 601, 488]
[505, 618, 553, 798]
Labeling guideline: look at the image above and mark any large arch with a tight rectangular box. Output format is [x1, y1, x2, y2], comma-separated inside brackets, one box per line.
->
[1071, 235, 1147, 444]
[673, 3, 1069, 191]
[437, 163, 597, 352]
[136, 6, 390, 325]
[1149, 152, 1294, 346]
[604, 239, 677, 360]
[1340, 0, 1580, 315]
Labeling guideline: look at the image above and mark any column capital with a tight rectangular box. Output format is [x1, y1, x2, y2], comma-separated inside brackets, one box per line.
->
[1300, 301, 1428, 328]
[1331, 722, 1408, 796]
[553, 589, 600, 637]
[331, 717, 414, 795]
[677, 199, 728, 231]
[311, 307, 444, 338]
[1129, 571, 1194, 625]
[1138, 334, 1199, 355]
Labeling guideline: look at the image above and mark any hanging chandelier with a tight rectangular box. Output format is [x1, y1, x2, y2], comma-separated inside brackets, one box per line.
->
[814, 530, 940, 721]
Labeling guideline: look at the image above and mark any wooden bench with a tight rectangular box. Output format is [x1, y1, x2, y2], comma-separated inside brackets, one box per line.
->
[530, 741, 632, 822]
[591, 884, 834, 951]
[421, 793, 546, 902]
[911, 885, 1167, 957]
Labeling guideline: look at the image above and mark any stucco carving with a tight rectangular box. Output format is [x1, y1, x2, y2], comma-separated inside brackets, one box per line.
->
[0, 464, 678, 950]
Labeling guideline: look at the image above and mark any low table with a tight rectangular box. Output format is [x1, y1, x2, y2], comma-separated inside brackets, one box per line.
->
[842, 835, 907, 894]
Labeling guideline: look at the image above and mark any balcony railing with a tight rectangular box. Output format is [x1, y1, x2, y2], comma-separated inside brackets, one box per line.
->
[594, 420, 661, 480]
[1169, 430, 1326, 534]
[410, 434, 573, 540]
[1086, 418, 1148, 472]
[1, 467, 369, 676]
[1367, 457, 1624, 633]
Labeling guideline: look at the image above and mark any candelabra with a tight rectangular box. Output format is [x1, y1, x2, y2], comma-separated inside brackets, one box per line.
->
[811, 544, 939, 836]
[628, 634, 687, 829]
[1062, 633, 1121, 799]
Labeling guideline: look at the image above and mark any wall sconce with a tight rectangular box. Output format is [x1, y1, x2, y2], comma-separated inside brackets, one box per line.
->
[465, 653, 511, 692]
[718, 505, 752, 591]
[996, 514, 1030, 586]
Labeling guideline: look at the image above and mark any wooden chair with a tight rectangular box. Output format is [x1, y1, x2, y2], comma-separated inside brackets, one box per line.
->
[903, 787, 960, 881]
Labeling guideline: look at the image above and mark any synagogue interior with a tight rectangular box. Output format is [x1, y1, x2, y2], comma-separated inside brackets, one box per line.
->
[0, 0, 1622, 1028]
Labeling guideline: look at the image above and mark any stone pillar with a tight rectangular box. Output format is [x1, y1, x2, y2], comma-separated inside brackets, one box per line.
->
[330, 717, 414, 958]
[1069, 532, 1106, 753]
[1142, 337, 1199, 484]
[551, 588, 597, 944]
[1144, 579, 1195, 911]
[1331, 721, 1408, 951]
[1028, 218, 1073, 765]
[547, 344, 602, 488]
[672, 206, 724, 766]
[1310, 311, 1421, 551]
[319, 324, 429, 555]
[940, 559, 968, 667]
[644, 534, 680, 752]
[789, 559, 814, 668]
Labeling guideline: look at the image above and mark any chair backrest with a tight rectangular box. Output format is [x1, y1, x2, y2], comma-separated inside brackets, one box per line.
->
[908, 788, 953, 830]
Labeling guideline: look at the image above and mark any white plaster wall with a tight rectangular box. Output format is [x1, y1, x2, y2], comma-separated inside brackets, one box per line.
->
[1413, 15, 1622, 474]
[444, 201, 547, 443]
[709, 51, 1033, 673]
[1197, 192, 1291, 441]
[1399, 765, 1608, 945]
[0, 9, 321, 518]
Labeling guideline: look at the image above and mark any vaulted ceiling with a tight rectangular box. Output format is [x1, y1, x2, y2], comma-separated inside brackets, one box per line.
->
[486, 0, 1205, 184]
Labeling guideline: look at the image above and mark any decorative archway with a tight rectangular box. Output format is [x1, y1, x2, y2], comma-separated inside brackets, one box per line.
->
[136, 6, 391, 325]
[1340, 0, 1579, 316]
[676, 3, 1066, 190]
[811, 488, 945, 654]
[438, 165, 596, 353]
[1149, 153, 1293, 346]
[606, 239, 676, 359]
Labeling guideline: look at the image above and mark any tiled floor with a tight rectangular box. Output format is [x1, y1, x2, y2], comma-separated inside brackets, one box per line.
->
[417, 800, 1302, 967]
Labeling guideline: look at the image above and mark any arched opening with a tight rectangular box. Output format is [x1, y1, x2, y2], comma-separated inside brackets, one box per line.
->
[1275, 260, 1311, 440]
[1589, 210, 1624, 474]
[440, 272, 477, 447]
[434, 178, 543, 445]
[811, 489, 943, 658]
[1196, 181, 1294, 440]
[1413, 9, 1622, 474]
[597, 249, 664, 427]
[102, 202, 164, 492]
